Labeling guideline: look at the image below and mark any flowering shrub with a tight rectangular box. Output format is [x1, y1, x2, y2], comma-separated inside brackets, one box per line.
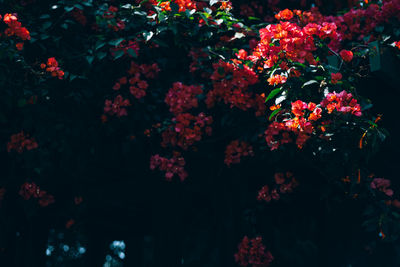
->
[1, 0, 400, 266]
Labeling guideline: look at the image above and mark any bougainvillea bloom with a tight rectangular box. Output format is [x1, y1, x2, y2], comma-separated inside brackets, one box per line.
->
[150, 152, 188, 181]
[234, 236, 274, 267]
[258, 172, 298, 202]
[371, 178, 394, 197]
[103, 95, 131, 117]
[7, 131, 38, 153]
[320, 91, 362, 116]
[267, 74, 287, 86]
[339, 49, 353, 62]
[206, 60, 264, 116]
[161, 112, 213, 149]
[331, 72, 342, 84]
[224, 140, 254, 166]
[19, 182, 55, 207]
[40, 57, 64, 79]
[275, 9, 294, 20]
[3, 13, 30, 40]
[165, 82, 203, 115]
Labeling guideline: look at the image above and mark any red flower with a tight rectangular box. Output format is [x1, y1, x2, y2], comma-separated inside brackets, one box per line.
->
[150, 152, 188, 181]
[66, 219, 75, 229]
[165, 82, 203, 115]
[19, 182, 54, 207]
[224, 140, 254, 166]
[267, 74, 287, 86]
[330, 72, 342, 84]
[234, 236, 274, 267]
[7, 131, 38, 153]
[291, 100, 308, 117]
[339, 50, 353, 62]
[236, 49, 248, 60]
[395, 41, 400, 50]
[275, 9, 294, 20]
[320, 91, 361, 116]
[16, 42, 24, 50]
[371, 178, 394, 197]
[41, 57, 64, 79]
[103, 95, 131, 117]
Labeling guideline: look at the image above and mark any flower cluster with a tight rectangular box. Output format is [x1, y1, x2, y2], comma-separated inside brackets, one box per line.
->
[275, 9, 294, 20]
[224, 140, 254, 166]
[19, 182, 55, 207]
[188, 48, 209, 74]
[112, 62, 159, 99]
[320, 91, 362, 117]
[265, 100, 322, 150]
[264, 122, 292, 151]
[371, 178, 394, 197]
[207, 60, 265, 116]
[40, 57, 65, 79]
[165, 82, 203, 115]
[267, 74, 287, 86]
[234, 236, 274, 267]
[161, 112, 212, 150]
[103, 95, 131, 117]
[150, 152, 188, 181]
[249, 20, 339, 69]
[157, 0, 200, 12]
[330, 72, 343, 84]
[327, 1, 400, 42]
[2, 13, 30, 41]
[257, 172, 299, 202]
[7, 131, 38, 153]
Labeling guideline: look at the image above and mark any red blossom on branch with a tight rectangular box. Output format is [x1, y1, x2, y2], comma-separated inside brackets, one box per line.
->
[234, 236, 274, 267]
[224, 140, 254, 166]
[7, 131, 38, 153]
[150, 152, 188, 181]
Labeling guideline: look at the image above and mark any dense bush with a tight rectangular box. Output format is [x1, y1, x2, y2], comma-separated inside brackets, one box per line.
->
[1, 0, 400, 266]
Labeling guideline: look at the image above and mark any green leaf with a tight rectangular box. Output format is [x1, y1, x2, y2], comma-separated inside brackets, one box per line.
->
[69, 74, 77, 81]
[108, 38, 125, 47]
[369, 41, 381, 72]
[113, 50, 125, 60]
[97, 52, 107, 60]
[64, 6, 75, 12]
[158, 12, 166, 22]
[95, 41, 106, 50]
[127, 48, 137, 58]
[86, 55, 94, 65]
[265, 88, 282, 102]
[39, 14, 51, 19]
[42, 21, 52, 30]
[269, 108, 281, 121]
[217, 67, 225, 75]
